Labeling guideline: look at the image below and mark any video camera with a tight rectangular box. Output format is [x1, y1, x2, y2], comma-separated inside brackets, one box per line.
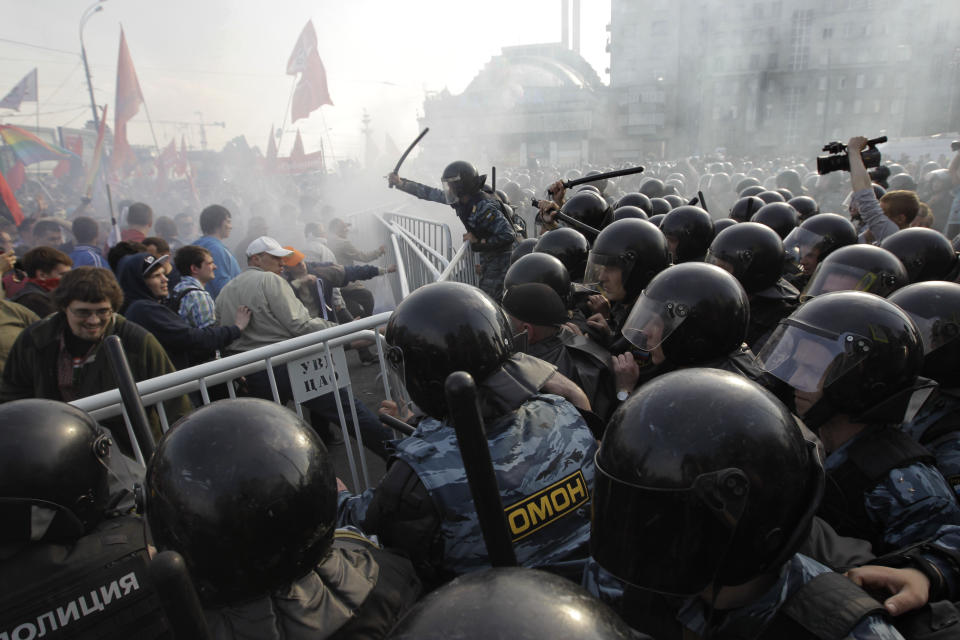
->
[816, 136, 887, 175]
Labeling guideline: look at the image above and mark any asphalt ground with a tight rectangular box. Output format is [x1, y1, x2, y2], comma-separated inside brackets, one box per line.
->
[324, 346, 391, 494]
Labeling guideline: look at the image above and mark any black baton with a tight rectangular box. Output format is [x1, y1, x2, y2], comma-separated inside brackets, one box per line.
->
[104, 335, 156, 460]
[445, 371, 518, 567]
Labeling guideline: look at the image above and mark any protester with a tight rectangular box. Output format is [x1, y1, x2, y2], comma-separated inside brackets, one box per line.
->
[193, 204, 241, 298]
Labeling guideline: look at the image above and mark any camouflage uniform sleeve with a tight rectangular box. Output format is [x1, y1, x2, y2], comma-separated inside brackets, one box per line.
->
[468, 200, 516, 251]
[848, 616, 906, 640]
[917, 525, 960, 601]
[398, 179, 447, 205]
[864, 462, 960, 549]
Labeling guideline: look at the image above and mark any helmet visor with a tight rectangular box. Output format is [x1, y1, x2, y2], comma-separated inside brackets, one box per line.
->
[801, 261, 891, 300]
[384, 345, 414, 417]
[909, 312, 960, 356]
[590, 457, 749, 596]
[583, 252, 631, 298]
[783, 227, 826, 267]
[756, 321, 873, 393]
[621, 293, 688, 351]
[442, 178, 460, 205]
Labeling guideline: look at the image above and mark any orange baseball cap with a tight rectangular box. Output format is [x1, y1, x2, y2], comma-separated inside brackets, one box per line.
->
[282, 246, 306, 267]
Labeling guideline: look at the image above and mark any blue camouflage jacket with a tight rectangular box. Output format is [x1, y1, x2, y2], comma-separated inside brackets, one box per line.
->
[584, 555, 903, 639]
[398, 179, 516, 252]
[823, 427, 960, 553]
[340, 393, 596, 577]
[901, 386, 960, 497]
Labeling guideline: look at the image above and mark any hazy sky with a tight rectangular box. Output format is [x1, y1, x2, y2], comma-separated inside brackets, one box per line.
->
[0, 0, 610, 162]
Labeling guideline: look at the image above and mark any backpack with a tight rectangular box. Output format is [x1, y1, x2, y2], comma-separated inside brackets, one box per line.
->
[165, 287, 203, 314]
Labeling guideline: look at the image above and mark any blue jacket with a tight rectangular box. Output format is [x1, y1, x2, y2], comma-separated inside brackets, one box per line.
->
[69, 244, 109, 269]
[116, 253, 240, 370]
[192, 235, 241, 299]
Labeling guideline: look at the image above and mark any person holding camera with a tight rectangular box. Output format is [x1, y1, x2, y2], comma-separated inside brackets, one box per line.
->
[847, 136, 918, 244]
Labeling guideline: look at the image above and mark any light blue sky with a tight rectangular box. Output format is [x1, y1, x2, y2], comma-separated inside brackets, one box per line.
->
[0, 0, 609, 161]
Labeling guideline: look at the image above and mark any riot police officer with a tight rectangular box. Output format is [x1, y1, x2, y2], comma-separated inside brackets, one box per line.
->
[757, 292, 960, 552]
[145, 398, 421, 638]
[0, 400, 167, 638]
[390, 161, 516, 299]
[338, 282, 597, 587]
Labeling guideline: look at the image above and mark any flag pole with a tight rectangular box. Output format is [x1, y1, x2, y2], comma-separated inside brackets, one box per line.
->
[141, 99, 161, 153]
[319, 109, 336, 173]
[277, 77, 297, 149]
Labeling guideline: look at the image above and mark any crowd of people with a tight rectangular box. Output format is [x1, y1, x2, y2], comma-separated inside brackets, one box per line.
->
[2, 134, 960, 639]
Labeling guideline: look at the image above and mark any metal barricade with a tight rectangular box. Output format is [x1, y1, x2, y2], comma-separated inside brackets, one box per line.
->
[383, 212, 455, 261]
[70, 313, 394, 492]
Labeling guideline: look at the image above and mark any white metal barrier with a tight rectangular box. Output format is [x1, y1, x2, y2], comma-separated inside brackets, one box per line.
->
[71, 313, 395, 492]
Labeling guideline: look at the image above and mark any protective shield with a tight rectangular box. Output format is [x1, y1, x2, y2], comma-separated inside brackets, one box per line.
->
[621, 293, 689, 351]
[590, 458, 749, 596]
[756, 320, 873, 392]
[801, 261, 897, 300]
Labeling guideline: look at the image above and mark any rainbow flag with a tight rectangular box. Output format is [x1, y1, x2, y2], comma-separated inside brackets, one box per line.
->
[0, 124, 77, 166]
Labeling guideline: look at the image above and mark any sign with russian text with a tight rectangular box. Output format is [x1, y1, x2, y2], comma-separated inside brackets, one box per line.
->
[288, 345, 350, 404]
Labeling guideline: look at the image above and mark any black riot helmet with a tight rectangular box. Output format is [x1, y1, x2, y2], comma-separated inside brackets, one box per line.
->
[385, 282, 514, 419]
[647, 213, 665, 228]
[583, 169, 609, 194]
[801, 244, 908, 300]
[888, 173, 917, 192]
[145, 399, 338, 606]
[0, 399, 112, 543]
[441, 160, 485, 204]
[707, 222, 785, 294]
[756, 190, 786, 204]
[783, 213, 858, 273]
[758, 291, 923, 427]
[386, 568, 640, 639]
[510, 237, 538, 264]
[615, 192, 653, 214]
[787, 195, 819, 221]
[583, 219, 669, 302]
[750, 202, 799, 239]
[729, 196, 765, 222]
[649, 197, 672, 217]
[739, 185, 766, 199]
[534, 227, 590, 281]
[611, 205, 649, 222]
[713, 218, 738, 236]
[664, 194, 686, 209]
[888, 282, 960, 386]
[560, 190, 612, 232]
[776, 169, 803, 194]
[622, 263, 749, 365]
[504, 252, 572, 303]
[776, 188, 795, 202]
[592, 368, 822, 595]
[736, 177, 762, 193]
[576, 184, 602, 196]
[502, 181, 524, 206]
[880, 228, 959, 283]
[660, 205, 715, 263]
[639, 178, 665, 198]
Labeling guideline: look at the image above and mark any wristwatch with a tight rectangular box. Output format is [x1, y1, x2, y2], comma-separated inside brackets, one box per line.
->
[616, 390, 630, 402]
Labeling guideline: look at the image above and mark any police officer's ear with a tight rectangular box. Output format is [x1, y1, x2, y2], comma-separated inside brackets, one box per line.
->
[476, 174, 487, 192]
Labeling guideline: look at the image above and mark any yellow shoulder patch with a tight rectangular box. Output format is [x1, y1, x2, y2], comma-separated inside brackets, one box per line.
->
[503, 470, 590, 542]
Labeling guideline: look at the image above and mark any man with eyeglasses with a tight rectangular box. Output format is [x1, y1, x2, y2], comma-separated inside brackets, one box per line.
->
[0, 266, 190, 454]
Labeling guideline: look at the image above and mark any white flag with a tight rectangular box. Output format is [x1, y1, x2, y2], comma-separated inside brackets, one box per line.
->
[0, 69, 38, 111]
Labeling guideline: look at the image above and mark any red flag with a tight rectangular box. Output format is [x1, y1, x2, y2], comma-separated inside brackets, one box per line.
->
[287, 21, 332, 123]
[6, 161, 25, 192]
[111, 28, 144, 173]
[291, 130, 305, 159]
[0, 169, 24, 225]
[174, 136, 188, 177]
[53, 134, 83, 179]
[266, 126, 277, 161]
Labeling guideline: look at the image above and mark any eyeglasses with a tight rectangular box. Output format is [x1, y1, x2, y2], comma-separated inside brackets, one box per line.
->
[68, 307, 113, 319]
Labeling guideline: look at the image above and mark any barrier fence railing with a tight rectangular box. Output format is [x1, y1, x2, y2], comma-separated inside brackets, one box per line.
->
[383, 212, 455, 261]
[71, 312, 395, 492]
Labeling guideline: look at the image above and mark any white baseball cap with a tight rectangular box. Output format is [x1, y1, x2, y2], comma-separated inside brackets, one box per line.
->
[246, 236, 293, 258]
